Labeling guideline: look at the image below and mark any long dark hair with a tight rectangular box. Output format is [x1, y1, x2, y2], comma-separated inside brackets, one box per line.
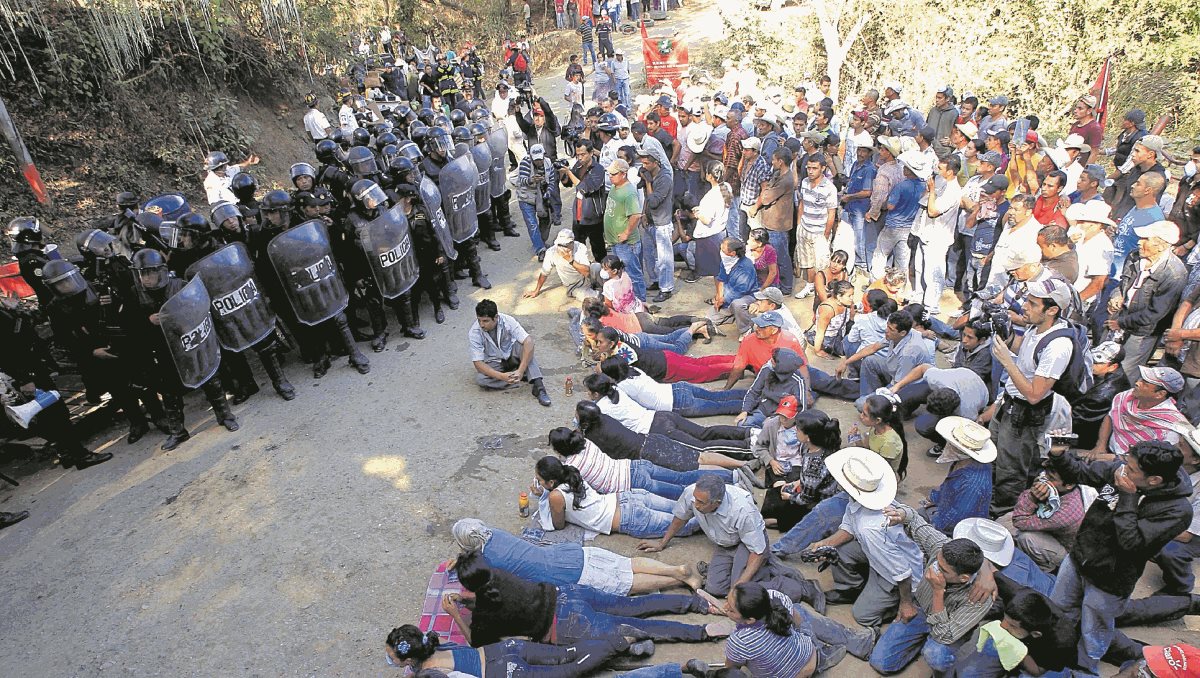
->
[582, 296, 609, 319]
[862, 394, 909, 479]
[386, 625, 440, 663]
[795, 410, 841, 452]
[452, 549, 546, 619]
[536, 455, 589, 508]
[599, 356, 631, 382]
[575, 400, 603, 432]
[548, 427, 586, 456]
[733, 582, 793, 637]
[583, 373, 620, 403]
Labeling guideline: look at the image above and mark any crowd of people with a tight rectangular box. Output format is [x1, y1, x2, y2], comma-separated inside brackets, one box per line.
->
[3, 6, 1200, 678]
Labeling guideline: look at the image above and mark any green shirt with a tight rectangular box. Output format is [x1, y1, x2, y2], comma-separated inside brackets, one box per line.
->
[603, 182, 641, 245]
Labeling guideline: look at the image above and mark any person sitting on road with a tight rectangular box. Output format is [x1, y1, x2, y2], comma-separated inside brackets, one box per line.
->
[591, 325, 736, 384]
[468, 299, 551, 406]
[523, 228, 602, 300]
[755, 400, 843, 533]
[722, 311, 808, 391]
[735, 348, 812, 429]
[707, 237, 762, 335]
[920, 417, 996, 535]
[1010, 462, 1097, 573]
[741, 286, 803, 339]
[1084, 366, 1190, 460]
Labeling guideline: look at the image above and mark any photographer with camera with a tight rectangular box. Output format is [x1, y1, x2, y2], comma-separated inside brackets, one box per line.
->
[514, 144, 558, 258]
[561, 139, 609, 262]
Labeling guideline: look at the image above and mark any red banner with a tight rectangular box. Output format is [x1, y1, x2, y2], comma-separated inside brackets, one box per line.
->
[1090, 56, 1113, 129]
[640, 21, 688, 89]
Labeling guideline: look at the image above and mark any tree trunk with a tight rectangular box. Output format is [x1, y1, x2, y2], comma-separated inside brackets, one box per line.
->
[811, 0, 869, 104]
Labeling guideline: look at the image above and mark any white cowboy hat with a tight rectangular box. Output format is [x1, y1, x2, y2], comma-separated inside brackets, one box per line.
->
[686, 122, 714, 154]
[825, 447, 897, 511]
[898, 149, 933, 180]
[935, 416, 997, 463]
[953, 517, 1014, 567]
[1183, 428, 1200, 455]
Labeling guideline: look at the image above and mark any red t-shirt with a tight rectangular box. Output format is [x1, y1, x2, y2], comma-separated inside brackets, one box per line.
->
[1069, 120, 1103, 152]
[731, 331, 806, 375]
[1033, 195, 1068, 227]
[658, 114, 678, 140]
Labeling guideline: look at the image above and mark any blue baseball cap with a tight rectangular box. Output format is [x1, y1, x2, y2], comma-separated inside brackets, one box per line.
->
[752, 311, 784, 328]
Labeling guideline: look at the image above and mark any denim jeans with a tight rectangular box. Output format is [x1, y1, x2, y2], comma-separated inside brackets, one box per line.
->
[872, 226, 910, 279]
[556, 584, 706, 643]
[727, 194, 742, 239]
[999, 546, 1056, 597]
[768, 229, 794, 294]
[927, 315, 960, 338]
[555, 9, 566, 27]
[617, 666, 682, 678]
[1051, 554, 1128, 673]
[519, 201, 548, 252]
[672, 382, 746, 418]
[642, 223, 676, 292]
[859, 353, 897, 399]
[581, 42, 597, 65]
[673, 240, 696, 270]
[1152, 537, 1200, 594]
[738, 409, 766, 428]
[618, 489, 699, 538]
[629, 459, 733, 500]
[610, 241, 647, 300]
[615, 78, 632, 109]
[845, 209, 869, 267]
[773, 492, 849, 556]
[635, 327, 691, 354]
[869, 607, 963, 676]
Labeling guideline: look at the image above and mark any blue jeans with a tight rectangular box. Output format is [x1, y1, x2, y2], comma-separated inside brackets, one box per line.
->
[1153, 538, 1200, 594]
[556, 585, 706, 643]
[618, 489, 699, 538]
[872, 225, 909, 279]
[581, 42, 597, 65]
[1052, 554, 1128, 673]
[518, 201, 547, 252]
[726, 194, 742, 239]
[630, 459, 733, 500]
[641, 223, 675, 292]
[808, 366, 860, 400]
[635, 327, 692, 354]
[738, 409, 766, 428]
[845, 209, 869, 267]
[773, 492, 850, 556]
[610, 242, 647, 301]
[617, 666, 682, 678]
[673, 240, 695, 270]
[1000, 547, 1056, 597]
[768, 229, 794, 294]
[672, 382, 746, 417]
[615, 78, 632, 109]
[869, 607, 963, 676]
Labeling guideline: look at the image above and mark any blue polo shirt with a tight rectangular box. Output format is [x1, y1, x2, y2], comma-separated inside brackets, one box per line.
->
[884, 177, 926, 229]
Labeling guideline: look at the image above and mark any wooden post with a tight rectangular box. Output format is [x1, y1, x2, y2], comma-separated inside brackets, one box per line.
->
[0, 95, 50, 205]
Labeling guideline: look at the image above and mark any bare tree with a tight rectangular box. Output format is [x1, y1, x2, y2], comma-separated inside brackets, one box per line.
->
[811, 0, 870, 103]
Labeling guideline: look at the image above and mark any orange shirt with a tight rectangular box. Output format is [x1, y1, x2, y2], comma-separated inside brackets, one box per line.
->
[600, 311, 642, 334]
[731, 330, 806, 375]
[860, 280, 904, 313]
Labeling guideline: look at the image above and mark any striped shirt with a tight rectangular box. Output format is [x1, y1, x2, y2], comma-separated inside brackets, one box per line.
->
[725, 590, 814, 676]
[1107, 389, 1188, 455]
[799, 176, 837, 233]
[563, 440, 631, 493]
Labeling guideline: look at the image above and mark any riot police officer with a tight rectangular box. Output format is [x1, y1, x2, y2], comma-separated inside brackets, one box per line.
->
[210, 201, 248, 246]
[394, 182, 454, 324]
[290, 162, 318, 199]
[6, 217, 52, 304]
[231, 172, 261, 233]
[161, 212, 215, 278]
[473, 119, 521, 239]
[421, 127, 491, 290]
[126, 248, 238, 451]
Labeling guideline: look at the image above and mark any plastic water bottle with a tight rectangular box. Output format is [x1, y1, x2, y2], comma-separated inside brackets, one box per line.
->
[518, 492, 531, 517]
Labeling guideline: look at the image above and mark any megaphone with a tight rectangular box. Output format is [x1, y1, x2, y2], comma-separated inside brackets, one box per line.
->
[4, 389, 59, 429]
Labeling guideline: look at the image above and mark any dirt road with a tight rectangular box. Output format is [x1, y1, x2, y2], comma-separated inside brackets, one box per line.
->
[0, 2, 1194, 676]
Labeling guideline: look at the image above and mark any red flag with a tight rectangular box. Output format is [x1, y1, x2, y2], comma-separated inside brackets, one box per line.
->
[641, 21, 688, 89]
[1090, 56, 1113, 129]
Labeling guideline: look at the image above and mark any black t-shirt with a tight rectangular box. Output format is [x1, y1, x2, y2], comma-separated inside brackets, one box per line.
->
[652, 128, 675, 158]
[419, 72, 439, 94]
[632, 346, 668, 381]
[584, 413, 644, 459]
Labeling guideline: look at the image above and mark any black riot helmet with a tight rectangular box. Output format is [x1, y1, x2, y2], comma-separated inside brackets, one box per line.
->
[203, 150, 229, 172]
[451, 126, 472, 144]
[351, 127, 372, 147]
[315, 139, 339, 164]
[371, 121, 394, 137]
[6, 216, 44, 253]
[468, 122, 489, 143]
[133, 212, 162, 247]
[116, 191, 139, 209]
[428, 127, 454, 159]
[332, 128, 351, 149]
[380, 144, 400, 167]
[230, 172, 258, 203]
[375, 131, 399, 151]
[259, 190, 292, 229]
[401, 106, 418, 125]
[432, 114, 452, 132]
[130, 248, 170, 291]
[417, 107, 436, 126]
[389, 156, 419, 184]
[210, 201, 243, 235]
[409, 123, 431, 147]
[397, 140, 424, 165]
[351, 179, 389, 211]
[290, 162, 317, 183]
[43, 259, 92, 299]
[346, 146, 380, 177]
[161, 212, 212, 250]
[75, 228, 118, 259]
[468, 106, 490, 123]
[449, 109, 468, 128]
[394, 104, 412, 122]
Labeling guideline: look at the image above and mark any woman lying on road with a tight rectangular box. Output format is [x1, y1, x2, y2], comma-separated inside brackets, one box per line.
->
[583, 373, 751, 450]
[591, 325, 735, 384]
[585, 279, 712, 338]
[550, 426, 745, 501]
[451, 518, 705, 594]
[384, 624, 626, 677]
[600, 357, 746, 419]
[576, 400, 759, 476]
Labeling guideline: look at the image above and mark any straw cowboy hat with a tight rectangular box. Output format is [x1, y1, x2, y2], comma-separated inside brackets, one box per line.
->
[825, 447, 897, 510]
[935, 416, 998, 463]
[953, 517, 1014, 567]
[686, 122, 714, 154]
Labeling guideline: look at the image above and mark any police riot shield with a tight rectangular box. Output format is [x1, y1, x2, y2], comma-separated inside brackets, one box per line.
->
[157, 276, 221, 389]
[266, 219, 350, 326]
[185, 243, 277, 352]
[358, 205, 419, 299]
[470, 141, 493, 216]
[487, 126, 509, 199]
[419, 176, 459, 261]
[440, 153, 479, 243]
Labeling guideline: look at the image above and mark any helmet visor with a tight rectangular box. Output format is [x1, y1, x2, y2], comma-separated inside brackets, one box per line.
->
[136, 264, 168, 291]
[47, 266, 89, 298]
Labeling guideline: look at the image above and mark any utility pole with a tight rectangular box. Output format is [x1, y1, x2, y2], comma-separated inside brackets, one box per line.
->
[0, 95, 50, 205]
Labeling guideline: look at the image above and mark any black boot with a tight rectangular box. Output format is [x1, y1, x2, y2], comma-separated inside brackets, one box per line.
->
[259, 350, 296, 400]
[531, 378, 551, 407]
[332, 313, 370, 374]
[312, 354, 333, 379]
[0, 511, 29, 530]
[60, 446, 114, 470]
[206, 380, 240, 432]
[397, 296, 426, 339]
[494, 193, 520, 236]
[126, 420, 150, 445]
[368, 296, 390, 352]
[434, 303, 446, 324]
[160, 394, 191, 451]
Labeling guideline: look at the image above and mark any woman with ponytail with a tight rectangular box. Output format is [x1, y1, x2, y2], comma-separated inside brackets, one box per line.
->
[533, 455, 703, 538]
[851, 392, 910, 479]
[720, 582, 872, 676]
[383, 623, 624, 677]
[690, 160, 734, 277]
[806, 279, 856, 359]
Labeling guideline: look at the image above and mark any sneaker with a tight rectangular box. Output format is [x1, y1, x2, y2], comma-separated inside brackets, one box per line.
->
[946, 308, 966, 320]
[652, 290, 673, 303]
[794, 283, 814, 299]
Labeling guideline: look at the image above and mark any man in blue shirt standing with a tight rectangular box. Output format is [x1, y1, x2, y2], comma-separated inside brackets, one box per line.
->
[1091, 172, 1166, 337]
[842, 140, 878, 278]
[872, 150, 929, 280]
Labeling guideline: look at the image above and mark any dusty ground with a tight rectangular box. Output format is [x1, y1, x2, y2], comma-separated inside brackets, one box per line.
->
[1, 2, 1196, 676]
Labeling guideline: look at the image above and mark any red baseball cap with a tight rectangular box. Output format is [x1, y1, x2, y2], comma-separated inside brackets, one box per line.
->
[1144, 644, 1200, 677]
[776, 395, 800, 419]
[1025, 130, 1040, 144]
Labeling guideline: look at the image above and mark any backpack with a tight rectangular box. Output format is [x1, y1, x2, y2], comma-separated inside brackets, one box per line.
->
[1032, 322, 1095, 404]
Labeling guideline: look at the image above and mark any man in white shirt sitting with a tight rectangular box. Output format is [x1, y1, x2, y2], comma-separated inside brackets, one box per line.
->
[524, 229, 603, 299]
